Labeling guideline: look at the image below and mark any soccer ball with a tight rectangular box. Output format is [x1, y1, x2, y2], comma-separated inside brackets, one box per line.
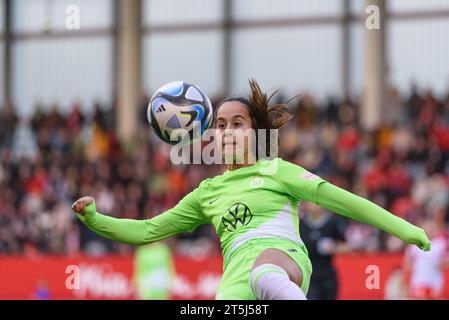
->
[147, 81, 213, 145]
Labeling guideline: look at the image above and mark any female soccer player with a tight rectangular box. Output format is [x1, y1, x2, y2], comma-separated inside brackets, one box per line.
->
[72, 80, 431, 300]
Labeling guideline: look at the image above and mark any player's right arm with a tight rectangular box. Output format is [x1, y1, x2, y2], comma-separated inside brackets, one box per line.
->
[72, 187, 207, 245]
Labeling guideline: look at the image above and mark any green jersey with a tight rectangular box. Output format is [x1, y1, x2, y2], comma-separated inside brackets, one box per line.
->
[78, 158, 323, 263]
[191, 158, 324, 264]
[76, 157, 431, 299]
[77, 157, 431, 255]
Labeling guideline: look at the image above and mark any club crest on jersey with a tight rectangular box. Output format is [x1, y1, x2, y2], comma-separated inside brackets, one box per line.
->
[250, 177, 264, 188]
[221, 203, 253, 232]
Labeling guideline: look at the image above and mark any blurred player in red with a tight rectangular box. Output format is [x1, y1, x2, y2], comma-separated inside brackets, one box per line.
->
[403, 218, 449, 299]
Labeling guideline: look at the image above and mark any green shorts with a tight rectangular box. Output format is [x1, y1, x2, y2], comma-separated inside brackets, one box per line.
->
[215, 237, 313, 300]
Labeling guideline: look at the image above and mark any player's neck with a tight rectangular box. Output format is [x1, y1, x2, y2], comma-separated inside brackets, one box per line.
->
[226, 154, 258, 171]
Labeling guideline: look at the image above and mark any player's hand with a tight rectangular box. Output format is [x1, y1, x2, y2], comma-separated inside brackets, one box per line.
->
[413, 227, 431, 252]
[72, 196, 96, 216]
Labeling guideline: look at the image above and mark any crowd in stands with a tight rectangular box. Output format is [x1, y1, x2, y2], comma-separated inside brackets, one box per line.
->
[1, 85, 448, 257]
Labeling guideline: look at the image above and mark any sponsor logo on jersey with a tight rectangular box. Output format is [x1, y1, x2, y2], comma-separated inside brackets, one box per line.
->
[221, 203, 253, 232]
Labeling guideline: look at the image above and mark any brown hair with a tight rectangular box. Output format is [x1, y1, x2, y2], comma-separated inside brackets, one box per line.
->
[214, 79, 293, 160]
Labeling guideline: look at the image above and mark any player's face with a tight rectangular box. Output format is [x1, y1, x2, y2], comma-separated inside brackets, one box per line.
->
[215, 101, 255, 164]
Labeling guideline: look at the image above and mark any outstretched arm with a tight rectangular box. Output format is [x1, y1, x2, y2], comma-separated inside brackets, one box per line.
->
[72, 189, 207, 245]
[74, 199, 148, 244]
[315, 182, 431, 251]
[273, 158, 431, 251]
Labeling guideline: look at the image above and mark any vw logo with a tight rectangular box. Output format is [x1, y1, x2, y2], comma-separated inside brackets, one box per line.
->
[221, 203, 253, 232]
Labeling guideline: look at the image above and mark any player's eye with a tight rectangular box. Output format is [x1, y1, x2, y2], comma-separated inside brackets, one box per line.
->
[217, 122, 226, 129]
[233, 122, 242, 127]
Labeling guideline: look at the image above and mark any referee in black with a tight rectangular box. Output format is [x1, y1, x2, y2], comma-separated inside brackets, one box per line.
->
[300, 202, 351, 300]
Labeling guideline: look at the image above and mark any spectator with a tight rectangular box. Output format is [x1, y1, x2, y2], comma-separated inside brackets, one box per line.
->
[0, 85, 448, 257]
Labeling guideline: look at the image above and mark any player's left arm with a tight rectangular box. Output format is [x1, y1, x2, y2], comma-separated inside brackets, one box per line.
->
[315, 183, 431, 251]
[275, 158, 431, 251]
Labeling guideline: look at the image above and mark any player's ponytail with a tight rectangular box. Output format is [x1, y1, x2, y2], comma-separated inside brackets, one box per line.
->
[247, 79, 293, 130]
